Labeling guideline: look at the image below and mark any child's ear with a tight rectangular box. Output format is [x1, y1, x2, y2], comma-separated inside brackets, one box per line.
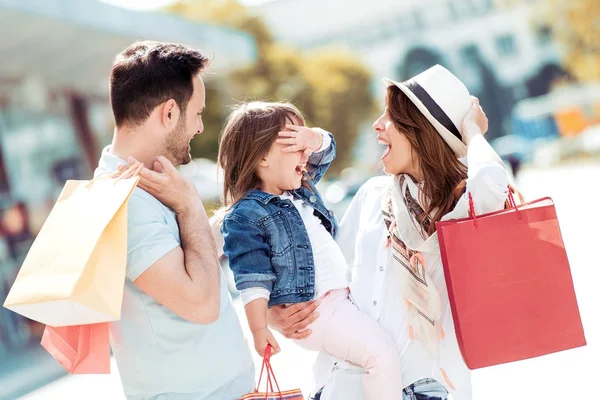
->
[258, 157, 269, 168]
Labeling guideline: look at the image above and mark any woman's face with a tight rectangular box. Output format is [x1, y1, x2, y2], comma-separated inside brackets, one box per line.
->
[373, 107, 418, 177]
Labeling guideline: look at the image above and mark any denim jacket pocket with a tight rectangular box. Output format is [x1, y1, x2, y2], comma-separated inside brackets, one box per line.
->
[259, 211, 293, 256]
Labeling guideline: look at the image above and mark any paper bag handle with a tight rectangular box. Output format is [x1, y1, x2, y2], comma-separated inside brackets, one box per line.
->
[468, 186, 521, 228]
[85, 162, 143, 188]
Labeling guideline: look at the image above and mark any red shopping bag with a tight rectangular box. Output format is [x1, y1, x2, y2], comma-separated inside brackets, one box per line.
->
[241, 345, 304, 400]
[436, 192, 586, 369]
[41, 322, 110, 374]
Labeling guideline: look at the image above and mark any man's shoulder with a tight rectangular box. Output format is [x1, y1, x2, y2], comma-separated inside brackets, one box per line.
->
[94, 161, 173, 221]
[128, 187, 173, 222]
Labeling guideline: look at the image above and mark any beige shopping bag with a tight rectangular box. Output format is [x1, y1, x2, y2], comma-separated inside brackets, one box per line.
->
[4, 170, 139, 326]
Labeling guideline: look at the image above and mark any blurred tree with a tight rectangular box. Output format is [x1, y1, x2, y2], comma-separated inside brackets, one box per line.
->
[165, 0, 375, 174]
[189, 84, 227, 160]
[301, 49, 376, 170]
[497, 0, 600, 82]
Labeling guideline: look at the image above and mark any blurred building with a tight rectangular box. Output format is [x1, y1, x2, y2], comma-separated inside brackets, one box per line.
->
[0, 0, 255, 398]
[256, 0, 565, 167]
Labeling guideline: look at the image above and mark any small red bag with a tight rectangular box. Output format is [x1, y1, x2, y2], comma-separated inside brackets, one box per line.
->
[41, 322, 110, 374]
[436, 192, 586, 369]
[241, 345, 304, 400]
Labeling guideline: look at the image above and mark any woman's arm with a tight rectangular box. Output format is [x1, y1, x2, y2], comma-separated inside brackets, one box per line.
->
[462, 98, 509, 215]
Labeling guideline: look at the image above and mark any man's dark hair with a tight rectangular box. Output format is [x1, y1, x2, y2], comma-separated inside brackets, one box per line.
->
[110, 41, 209, 127]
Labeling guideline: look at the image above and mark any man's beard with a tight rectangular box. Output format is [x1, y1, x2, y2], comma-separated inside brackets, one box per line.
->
[164, 117, 192, 166]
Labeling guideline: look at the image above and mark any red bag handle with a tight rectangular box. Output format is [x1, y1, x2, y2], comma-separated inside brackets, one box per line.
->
[468, 186, 521, 228]
[256, 345, 283, 400]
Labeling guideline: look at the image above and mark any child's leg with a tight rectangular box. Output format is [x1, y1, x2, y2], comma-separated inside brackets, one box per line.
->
[296, 289, 402, 400]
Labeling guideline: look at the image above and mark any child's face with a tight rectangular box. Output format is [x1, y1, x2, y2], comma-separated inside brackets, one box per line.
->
[258, 115, 308, 195]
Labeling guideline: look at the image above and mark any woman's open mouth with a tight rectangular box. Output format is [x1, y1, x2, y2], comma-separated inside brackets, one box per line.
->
[378, 136, 391, 160]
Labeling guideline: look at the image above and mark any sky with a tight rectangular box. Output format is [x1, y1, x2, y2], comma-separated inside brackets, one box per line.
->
[99, 0, 274, 10]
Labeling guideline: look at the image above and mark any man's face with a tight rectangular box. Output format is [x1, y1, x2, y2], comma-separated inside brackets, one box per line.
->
[164, 75, 206, 166]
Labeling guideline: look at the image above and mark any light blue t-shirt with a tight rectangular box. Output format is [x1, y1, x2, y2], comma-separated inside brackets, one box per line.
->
[95, 147, 254, 400]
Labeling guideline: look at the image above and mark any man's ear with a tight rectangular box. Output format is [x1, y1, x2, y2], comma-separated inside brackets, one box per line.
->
[160, 99, 179, 129]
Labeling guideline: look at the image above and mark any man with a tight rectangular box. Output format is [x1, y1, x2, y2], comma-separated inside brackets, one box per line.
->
[95, 41, 254, 400]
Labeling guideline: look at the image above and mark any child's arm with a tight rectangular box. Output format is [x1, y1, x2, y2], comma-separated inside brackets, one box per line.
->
[306, 128, 335, 184]
[222, 212, 281, 357]
[277, 126, 336, 184]
[245, 298, 281, 357]
[222, 213, 276, 293]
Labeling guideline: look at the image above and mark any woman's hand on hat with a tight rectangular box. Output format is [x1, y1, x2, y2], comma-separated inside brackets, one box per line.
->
[276, 125, 323, 156]
[462, 96, 489, 144]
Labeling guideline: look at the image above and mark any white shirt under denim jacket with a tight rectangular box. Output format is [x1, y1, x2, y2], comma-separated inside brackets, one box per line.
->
[311, 141, 509, 400]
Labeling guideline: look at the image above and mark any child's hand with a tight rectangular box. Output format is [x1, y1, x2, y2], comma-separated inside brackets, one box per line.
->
[276, 125, 323, 155]
[253, 327, 281, 357]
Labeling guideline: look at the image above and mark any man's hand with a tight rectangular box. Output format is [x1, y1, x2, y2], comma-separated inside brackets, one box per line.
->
[126, 156, 202, 215]
[276, 125, 323, 156]
[267, 299, 322, 339]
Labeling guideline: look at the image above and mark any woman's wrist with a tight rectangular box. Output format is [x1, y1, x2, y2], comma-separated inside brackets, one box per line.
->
[462, 123, 483, 146]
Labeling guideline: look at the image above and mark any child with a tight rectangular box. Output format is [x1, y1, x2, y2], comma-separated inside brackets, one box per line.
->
[219, 102, 402, 400]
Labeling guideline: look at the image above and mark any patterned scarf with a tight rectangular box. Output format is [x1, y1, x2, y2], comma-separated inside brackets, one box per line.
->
[382, 174, 444, 359]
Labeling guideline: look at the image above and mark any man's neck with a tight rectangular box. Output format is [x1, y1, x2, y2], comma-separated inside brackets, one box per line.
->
[111, 127, 159, 168]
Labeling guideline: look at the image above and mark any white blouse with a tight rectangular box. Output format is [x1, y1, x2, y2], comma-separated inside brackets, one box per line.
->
[312, 141, 509, 400]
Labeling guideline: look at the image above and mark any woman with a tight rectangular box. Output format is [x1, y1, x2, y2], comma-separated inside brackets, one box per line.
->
[268, 65, 509, 400]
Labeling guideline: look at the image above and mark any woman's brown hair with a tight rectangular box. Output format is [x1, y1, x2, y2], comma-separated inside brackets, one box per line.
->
[386, 86, 522, 234]
[217, 101, 306, 208]
[386, 85, 469, 235]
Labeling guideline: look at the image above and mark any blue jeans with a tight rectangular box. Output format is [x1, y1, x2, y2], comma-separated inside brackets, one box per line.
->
[311, 377, 449, 400]
[403, 378, 449, 400]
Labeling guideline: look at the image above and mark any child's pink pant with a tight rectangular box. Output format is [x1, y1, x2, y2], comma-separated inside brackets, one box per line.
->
[295, 288, 402, 400]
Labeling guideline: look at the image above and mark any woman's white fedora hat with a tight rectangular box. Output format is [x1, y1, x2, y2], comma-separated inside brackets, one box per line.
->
[384, 65, 472, 157]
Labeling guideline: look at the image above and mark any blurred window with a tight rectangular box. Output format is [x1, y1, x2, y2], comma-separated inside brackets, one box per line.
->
[536, 25, 553, 45]
[495, 34, 517, 56]
[460, 44, 479, 65]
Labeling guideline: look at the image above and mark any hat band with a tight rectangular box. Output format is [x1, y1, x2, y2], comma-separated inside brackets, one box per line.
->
[403, 79, 462, 141]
